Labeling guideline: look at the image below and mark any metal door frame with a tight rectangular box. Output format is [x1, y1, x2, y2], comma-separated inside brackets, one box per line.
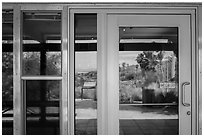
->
[68, 4, 201, 135]
[9, 4, 68, 135]
[107, 14, 192, 134]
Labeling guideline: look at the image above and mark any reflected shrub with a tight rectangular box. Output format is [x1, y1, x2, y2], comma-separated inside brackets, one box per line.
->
[119, 81, 142, 103]
[164, 90, 178, 103]
[23, 52, 61, 75]
[2, 52, 13, 103]
[75, 87, 82, 99]
[119, 81, 178, 104]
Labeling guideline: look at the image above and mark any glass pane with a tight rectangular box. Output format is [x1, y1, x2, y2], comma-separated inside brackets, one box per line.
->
[74, 14, 97, 135]
[25, 80, 60, 135]
[2, 10, 13, 135]
[119, 27, 178, 135]
[22, 12, 61, 76]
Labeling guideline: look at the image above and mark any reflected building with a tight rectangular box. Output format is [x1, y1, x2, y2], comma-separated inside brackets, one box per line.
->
[161, 54, 177, 82]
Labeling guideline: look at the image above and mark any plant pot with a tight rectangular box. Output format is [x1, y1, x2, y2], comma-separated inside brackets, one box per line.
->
[142, 89, 155, 103]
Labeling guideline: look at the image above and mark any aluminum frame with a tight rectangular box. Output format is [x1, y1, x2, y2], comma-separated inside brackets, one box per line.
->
[2, 2, 201, 135]
[69, 11, 75, 135]
[61, 6, 68, 135]
[111, 14, 192, 135]
[13, 5, 24, 135]
[68, 4, 201, 135]
[198, 5, 202, 135]
[12, 4, 67, 135]
[97, 13, 108, 135]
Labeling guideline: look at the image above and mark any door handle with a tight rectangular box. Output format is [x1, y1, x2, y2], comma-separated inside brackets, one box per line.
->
[182, 82, 190, 107]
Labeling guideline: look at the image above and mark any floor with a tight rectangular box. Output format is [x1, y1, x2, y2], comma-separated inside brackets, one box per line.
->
[75, 99, 178, 119]
[3, 99, 178, 135]
[120, 119, 178, 135]
[75, 119, 178, 135]
[76, 119, 97, 135]
[75, 99, 178, 135]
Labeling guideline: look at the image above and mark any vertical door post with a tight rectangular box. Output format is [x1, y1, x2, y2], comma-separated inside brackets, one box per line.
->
[107, 15, 119, 135]
[69, 10, 75, 135]
[97, 13, 108, 134]
[13, 5, 24, 135]
[61, 6, 68, 135]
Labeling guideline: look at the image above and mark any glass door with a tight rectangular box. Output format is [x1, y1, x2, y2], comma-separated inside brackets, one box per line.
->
[107, 15, 192, 135]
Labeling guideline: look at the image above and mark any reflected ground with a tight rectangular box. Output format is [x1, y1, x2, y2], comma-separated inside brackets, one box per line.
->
[75, 99, 178, 135]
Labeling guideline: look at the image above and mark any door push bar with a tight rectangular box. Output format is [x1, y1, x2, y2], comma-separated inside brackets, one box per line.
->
[182, 82, 190, 107]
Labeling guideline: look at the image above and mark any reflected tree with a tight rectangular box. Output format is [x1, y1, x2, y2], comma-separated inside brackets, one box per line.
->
[2, 52, 13, 103]
[136, 51, 164, 87]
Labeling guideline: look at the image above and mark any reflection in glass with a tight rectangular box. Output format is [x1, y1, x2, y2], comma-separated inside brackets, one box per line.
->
[22, 12, 61, 76]
[25, 80, 60, 135]
[119, 27, 178, 135]
[2, 10, 13, 135]
[74, 14, 97, 135]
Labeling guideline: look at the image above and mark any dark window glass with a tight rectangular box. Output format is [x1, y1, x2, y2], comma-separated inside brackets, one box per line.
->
[25, 80, 60, 135]
[2, 10, 13, 135]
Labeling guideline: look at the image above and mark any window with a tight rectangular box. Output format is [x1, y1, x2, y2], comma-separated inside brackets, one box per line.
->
[2, 9, 13, 135]
[22, 12, 62, 135]
[119, 27, 178, 135]
[74, 14, 97, 135]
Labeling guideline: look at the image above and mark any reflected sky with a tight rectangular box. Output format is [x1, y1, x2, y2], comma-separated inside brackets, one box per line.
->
[75, 52, 97, 73]
[75, 51, 174, 73]
[75, 51, 141, 73]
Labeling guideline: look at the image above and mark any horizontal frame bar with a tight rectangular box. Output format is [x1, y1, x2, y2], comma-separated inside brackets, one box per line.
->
[21, 76, 62, 80]
[120, 103, 178, 106]
[3, 3, 201, 10]
[69, 8, 196, 14]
